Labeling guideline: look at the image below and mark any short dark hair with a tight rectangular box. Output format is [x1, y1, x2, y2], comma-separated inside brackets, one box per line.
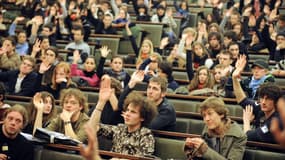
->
[158, 61, 173, 79]
[208, 32, 222, 43]
[72, 25, 85, 35]
[123, 92, 157, 127]
[258, 83, 282, 106]
[224, 30, 237, 42]
[227, 41, 239, 49]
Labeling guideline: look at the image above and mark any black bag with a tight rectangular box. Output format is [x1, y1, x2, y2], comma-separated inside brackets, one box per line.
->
[34, 128, 82, 146]
[71, 76, 89, 87]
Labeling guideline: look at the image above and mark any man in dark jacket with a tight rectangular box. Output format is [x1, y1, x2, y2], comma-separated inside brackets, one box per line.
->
[0, 56, 37, 96]
[118, 71, 176, 131]
[233, 55, 282, 143]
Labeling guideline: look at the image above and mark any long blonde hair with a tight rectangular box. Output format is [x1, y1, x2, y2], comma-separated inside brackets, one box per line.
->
[136, 39, 154, 65]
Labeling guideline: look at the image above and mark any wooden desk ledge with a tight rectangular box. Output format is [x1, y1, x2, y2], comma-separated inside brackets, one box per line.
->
[46, 143, 153, 160]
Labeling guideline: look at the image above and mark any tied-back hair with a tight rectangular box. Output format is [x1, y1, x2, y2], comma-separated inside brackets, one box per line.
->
[188, 66, 214, 91]
[199, 96, 231, 137]
[123, 92, 157, 127]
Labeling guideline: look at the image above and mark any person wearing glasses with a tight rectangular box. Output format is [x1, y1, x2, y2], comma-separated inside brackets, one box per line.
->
[0, 55, 37, 96]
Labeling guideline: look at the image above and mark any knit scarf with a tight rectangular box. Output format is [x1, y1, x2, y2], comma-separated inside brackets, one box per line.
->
[249, 75, 267, 98]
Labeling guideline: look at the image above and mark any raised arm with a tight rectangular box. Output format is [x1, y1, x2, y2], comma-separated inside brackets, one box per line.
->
[32, 92, 45, 135]
[232, 55, 247, 103]
[89, 75, 112, 129]
[96, 46, 110, 78]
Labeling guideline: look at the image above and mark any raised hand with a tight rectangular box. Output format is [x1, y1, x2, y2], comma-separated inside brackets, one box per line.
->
[33, 92, 44, 111]
[128, 70, 145, 88]
[98, 75, 112, 102]
[100, 46, 111, 58]
[0, 47, 7, 55]
[72, 50, 81, 64]
[243, 105, 254, 123]
[39, 62, 51, 74]
[159, 37, 169, 49]
[31, 39, 41, 57]
[79, 124, 100, 160]
[232, 55, 246, 79]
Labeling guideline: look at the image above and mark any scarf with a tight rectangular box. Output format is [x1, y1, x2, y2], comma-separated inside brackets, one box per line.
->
[83, 70, 96, 78]
[249, 75, 267, 98]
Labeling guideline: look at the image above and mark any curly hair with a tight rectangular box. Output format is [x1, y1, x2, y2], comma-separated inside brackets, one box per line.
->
[123, 92, 157, 127]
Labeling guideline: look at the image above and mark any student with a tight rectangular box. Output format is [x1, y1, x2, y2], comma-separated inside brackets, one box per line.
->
[89, 75, 157, 155]
[184, 97, 246, 160]
[36, 61, 77, 99]
[98, 55, 130, 88]
[33, 88, 89, 142]
[157, 61, 179, 91]
[71, 46, 109, 87]
[188, 66, 215, 95]
[0, 56, 37, 97]
[233, 55, 282, 143]
[35, 46, 59, 85]
[0, 105, 34, 160]
[118, 71, 176, 131]
[0, 36, 21, 71]
[24, 91, 57, 134]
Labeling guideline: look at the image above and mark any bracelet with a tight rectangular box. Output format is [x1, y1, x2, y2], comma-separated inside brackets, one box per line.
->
[64, 121, 71, 125]
[95, 108, 102, 112]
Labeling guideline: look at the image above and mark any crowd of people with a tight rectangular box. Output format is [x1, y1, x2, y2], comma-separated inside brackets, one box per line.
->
[1, 0, 285, 160]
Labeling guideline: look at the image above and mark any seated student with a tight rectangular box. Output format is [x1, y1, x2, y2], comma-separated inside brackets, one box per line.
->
[0, 83, 11, 120]
[118, 71, 176, 131]
[271, 58, 285, 77]
[35, 46, 59, 85]
[125, 24, 154, 67]
[184, 97, 247, 160]
[157, 61, 179, 92]
[0, 105, 34, 160]
[138, 52, 163, 81]
[30, 37, 50, 59]
[0, 36, 21, 71]
[97, 55, 130, 88]
[23, 92, 57, 134]
[188, 66, 215, 96]
[94, 13, 117, 34]
[8, 17, 29, 56]
[241, 59, 274, 100]
[71, 46, 109, 87]
[0, 56, 37, 97]
[89, 75, 157, 156]
[232, 55, 282, 143]
[33, 88, 89, 142]
[212, 64, 230, 97]
[136, 4, 151, 21]
[65, 25, 90, 63]
[36, 61, 77, 99]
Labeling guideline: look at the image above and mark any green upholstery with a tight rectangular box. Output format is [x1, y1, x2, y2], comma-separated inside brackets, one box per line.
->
[136, 23, 163, 47]
[243, 149, 285, 160]
[176, 118, 191, 133]
[169, 99, 199, 112]
[154, 137, 187, 160]
[188, 119, 205, 135]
